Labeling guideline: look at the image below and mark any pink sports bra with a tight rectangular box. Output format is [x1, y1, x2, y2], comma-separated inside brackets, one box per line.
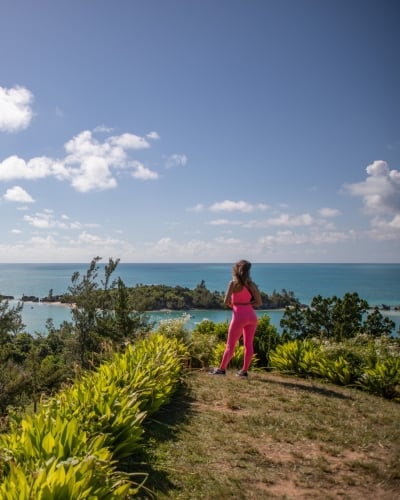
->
[231, 286, 252, 305]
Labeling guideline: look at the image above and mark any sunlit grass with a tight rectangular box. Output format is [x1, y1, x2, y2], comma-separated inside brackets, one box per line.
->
[137, 369, 400, 499]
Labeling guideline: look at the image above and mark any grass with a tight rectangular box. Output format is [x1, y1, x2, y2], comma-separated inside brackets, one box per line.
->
[132, 369, 400, 499]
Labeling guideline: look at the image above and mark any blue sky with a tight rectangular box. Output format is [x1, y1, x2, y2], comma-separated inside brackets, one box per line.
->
[0, 0, 399, 263]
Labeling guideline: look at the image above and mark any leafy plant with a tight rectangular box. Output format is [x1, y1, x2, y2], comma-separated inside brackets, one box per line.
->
[313, 356, 355, 386]
[189, 330, 219, 368]
[0, 334, 187, 496]
[280, 293, 395, 341]
[357, 357, 400, 400]
[269, 339, 320, 375]
[253, 314, 281, 369]
[211, 342, 259, 369]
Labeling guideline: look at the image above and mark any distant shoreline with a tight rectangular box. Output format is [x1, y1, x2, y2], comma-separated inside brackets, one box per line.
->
[13, 299, 400, 315]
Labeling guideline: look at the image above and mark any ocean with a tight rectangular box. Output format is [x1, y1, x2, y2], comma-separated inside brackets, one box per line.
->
[0, 263, 399, 335]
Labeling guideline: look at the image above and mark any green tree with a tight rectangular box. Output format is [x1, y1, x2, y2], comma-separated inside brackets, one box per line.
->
[280, 293, 392, 342]
[67, 256, 108, 368]
[67, 257, 150, 367]
[305, 295, 337, 339]
[331, 293, 369, 341]
[280, 302, 308, 339]
[0, 299, 25, 341]
[362, 308, 395, 337]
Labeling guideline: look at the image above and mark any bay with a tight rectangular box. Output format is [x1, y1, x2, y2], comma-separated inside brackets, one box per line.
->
[0, 263, 399, 334]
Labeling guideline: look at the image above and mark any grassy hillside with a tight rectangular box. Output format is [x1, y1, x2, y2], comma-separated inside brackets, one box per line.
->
[138, 369, 400, 499]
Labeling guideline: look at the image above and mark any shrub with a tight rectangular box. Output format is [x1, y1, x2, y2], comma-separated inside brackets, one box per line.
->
[253, 314, 281, 369]
[0, 334, 187, 497]
[189, 330, 218, 369]
[269, 339, 321, 376]
[211, 342, 259, 370]
[357, 357, 400, 400]
[156, 315, 191, 345]
[312, 356, 355, 386]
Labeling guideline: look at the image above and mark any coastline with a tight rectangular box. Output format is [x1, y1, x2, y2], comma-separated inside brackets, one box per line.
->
[1, 262, 399, 334]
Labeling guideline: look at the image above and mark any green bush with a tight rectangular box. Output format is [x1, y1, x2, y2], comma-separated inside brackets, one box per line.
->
[253, 314, 281, 369]
[156, 315, 191, 345]
[269, 339, 321, 375]
[210, 342, 259, 370]
[313, 356, 355, 386]
[0, 334, 187, 497]
[357, 357, 400, 400]
[189, 330, 219, 368]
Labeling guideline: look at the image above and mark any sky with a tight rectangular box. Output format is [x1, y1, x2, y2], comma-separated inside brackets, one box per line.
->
[0, 0, 399, 264]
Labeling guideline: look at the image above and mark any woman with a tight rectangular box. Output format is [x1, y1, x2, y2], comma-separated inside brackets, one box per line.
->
[211, 259, 262, 377]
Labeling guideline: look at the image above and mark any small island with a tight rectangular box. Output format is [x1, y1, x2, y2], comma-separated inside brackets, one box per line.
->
[2, 281, 301, 311]
[2, 283, 400, 313]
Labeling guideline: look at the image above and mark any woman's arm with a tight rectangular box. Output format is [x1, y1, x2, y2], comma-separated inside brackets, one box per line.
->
[224, 280, 235, 307]
[248, 282, 262, 307]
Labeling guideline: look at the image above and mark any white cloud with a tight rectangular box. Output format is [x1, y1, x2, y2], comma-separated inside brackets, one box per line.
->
[259, 229, 351, 248]
[0, 129, 159, 192]
[209, 200, 268, 213]
[367, 216, 400, 240]
[70, 156, 117, 192]
[149, 237, 215, 259]
[264, 213, 314, 227]
[344, 160, 400, 240]
[131, 162, 159, 180]
[319, 207, 340, 218]
[208, 218, 244, 226]
[165, 154, 188, 168]
[344, 161, 400, 214]
[147, 131, 160, 140]
[109, 133, 150, 150]
[3, 186, 35, 203]
[215, 236, 241, 245]
[0, 86, 34, 132]
[23, 211, 84, 230]
[94, 125, 114, 133]
[24, 213, 54, 229]
[209, 218, 232, 226]
[188, 203, 204, 212]
[0, 155, 69, 181]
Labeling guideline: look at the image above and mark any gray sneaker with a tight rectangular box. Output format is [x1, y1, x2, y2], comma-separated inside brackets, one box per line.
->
[236, 370, 248, 377]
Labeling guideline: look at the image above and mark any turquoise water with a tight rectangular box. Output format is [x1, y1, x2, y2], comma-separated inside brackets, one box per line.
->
[0, 263, 399, 334]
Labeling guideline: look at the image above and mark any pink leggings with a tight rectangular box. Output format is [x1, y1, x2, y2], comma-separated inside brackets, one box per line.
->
[220, 306, 258, 371]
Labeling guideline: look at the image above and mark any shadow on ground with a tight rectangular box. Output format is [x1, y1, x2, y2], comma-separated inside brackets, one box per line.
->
[256, 372, 355, 400]
[123, 381, 194, 498]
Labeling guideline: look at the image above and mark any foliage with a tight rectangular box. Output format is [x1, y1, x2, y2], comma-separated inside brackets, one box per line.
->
[211, 342, 259, 370]
[199, 319, 229, 342]
[156, 314, 191, 345]
[361, 307, 396, 337]
[114, 282, 298, 312]
[280, 293, 395, 341]
[356, 357, 400, 399]
[253, 314, 282, 369]
[269, 335, 400, 399]
[0, 334, 186, 497]
[0, 299, 25, 340]
[189, 330, 219, 368]
[312, 356, 355, 385]
[65, 257, 152, 368]
[269, 339, 321, 375]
